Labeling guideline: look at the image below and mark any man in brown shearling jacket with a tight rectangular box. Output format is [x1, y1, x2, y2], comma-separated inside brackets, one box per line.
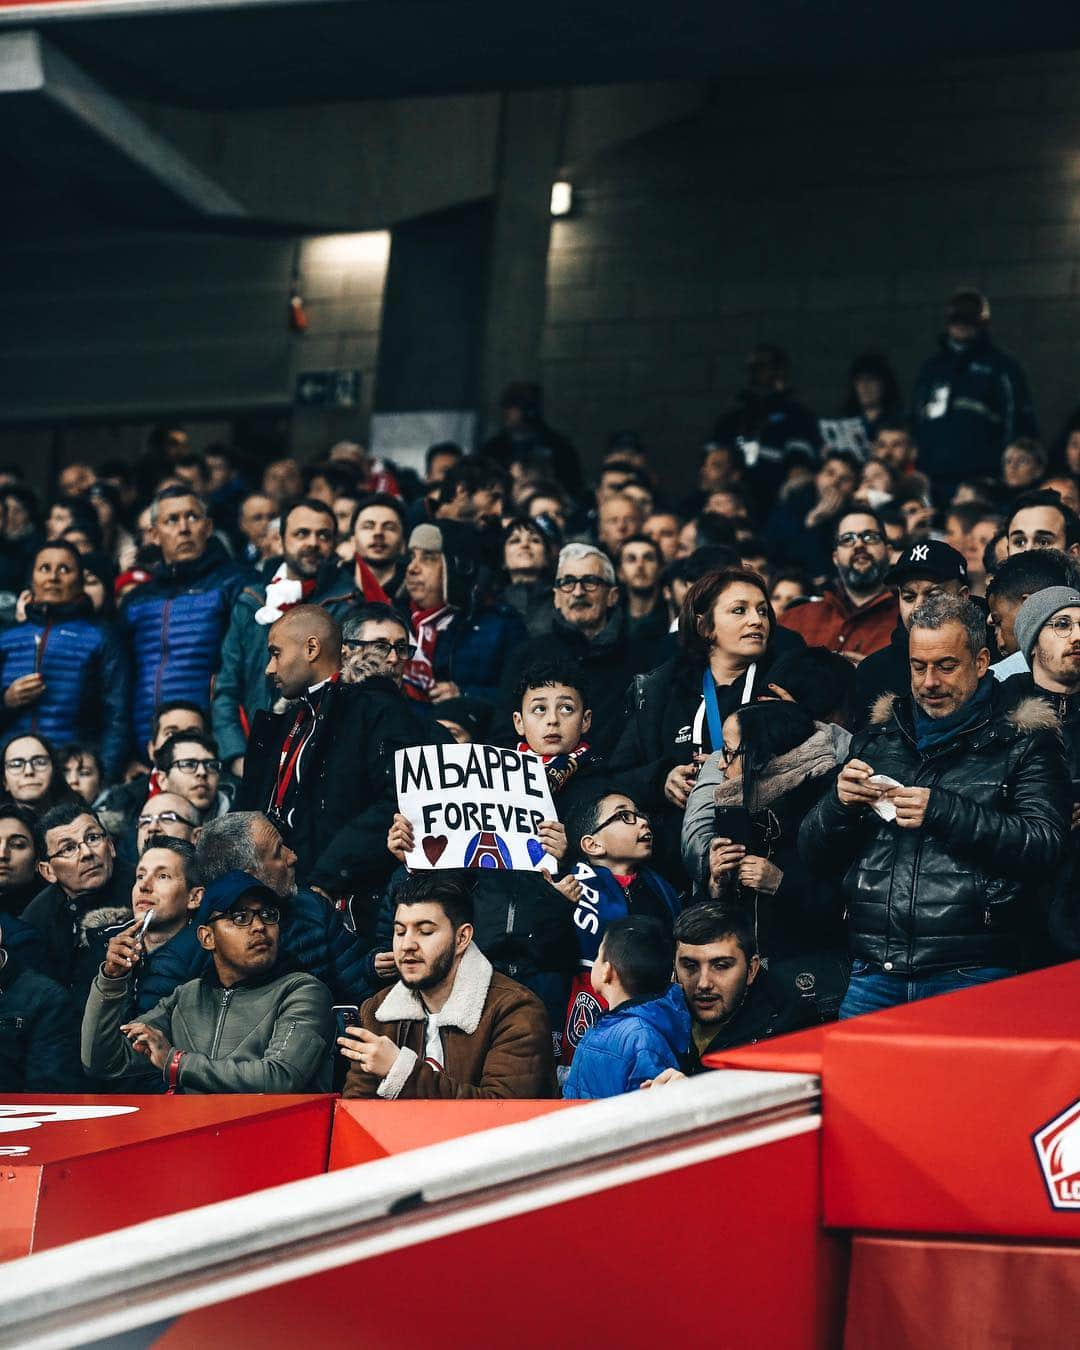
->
[339, 873, 557, 1100]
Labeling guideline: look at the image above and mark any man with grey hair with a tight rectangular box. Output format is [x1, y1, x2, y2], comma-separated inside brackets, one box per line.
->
[143, 810, 370, 1005]
[495, 541, 663, 755]
[340, 602, 411, 689]
[800, 593, 1069, 1016]
[120, 484, 251, 750]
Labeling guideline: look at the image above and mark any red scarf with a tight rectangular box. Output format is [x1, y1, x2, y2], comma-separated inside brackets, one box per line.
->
[352, 556, 391, 606]
[403, 604, 455, 701]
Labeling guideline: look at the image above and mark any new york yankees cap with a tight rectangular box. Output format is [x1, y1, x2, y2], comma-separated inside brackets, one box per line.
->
[885, 540, 968, 586]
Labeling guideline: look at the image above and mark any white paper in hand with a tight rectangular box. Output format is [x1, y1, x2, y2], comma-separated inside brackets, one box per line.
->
[868, 773, 903, 823]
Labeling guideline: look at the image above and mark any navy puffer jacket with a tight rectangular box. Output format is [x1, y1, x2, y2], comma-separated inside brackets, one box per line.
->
[0, 599, 130, 779]
[119, 540, 251, 748]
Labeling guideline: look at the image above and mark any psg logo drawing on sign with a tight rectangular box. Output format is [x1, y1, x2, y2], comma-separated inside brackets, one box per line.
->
[1033, 1097, 1080, 1209]
[463, 831, 512, 869]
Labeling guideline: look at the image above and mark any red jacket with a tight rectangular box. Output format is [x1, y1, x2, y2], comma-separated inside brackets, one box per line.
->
[779, 585, 898, 659]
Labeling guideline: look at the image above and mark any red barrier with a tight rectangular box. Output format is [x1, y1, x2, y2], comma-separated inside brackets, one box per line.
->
[0, 1094, 333, 1259]
[153, 1117, 843, 1350]
[703, 1024, 827, 1075]
[844, 1234, 1080, 1348]
[822, 962, 1080, 1238]
[329, 1099, 575, 1168]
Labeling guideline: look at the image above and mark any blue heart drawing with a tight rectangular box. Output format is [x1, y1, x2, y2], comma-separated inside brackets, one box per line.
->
[526, 838, 546, 866]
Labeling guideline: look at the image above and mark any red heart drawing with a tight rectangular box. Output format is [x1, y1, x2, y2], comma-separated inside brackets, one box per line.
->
[422, 835, 448, 865]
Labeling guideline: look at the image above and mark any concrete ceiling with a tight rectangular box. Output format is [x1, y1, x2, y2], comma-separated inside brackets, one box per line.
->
[2, 0, 1079, 239]
[5, 0, 1080, 109]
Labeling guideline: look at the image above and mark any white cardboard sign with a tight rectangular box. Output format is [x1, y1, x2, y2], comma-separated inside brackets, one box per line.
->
[394, 743, 557, 873]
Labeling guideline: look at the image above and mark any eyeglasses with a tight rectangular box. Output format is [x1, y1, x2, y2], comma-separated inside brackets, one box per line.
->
[342, 638, 412, 659]
[721, 744, 745, 766]
[5, 755, 51, 774]
[594, 807, 650, 832]
[554, 575, 611, 593]
[1044, 616, 1080, 637]
[836, 530, 884, 548]
[48, 828, 108, 861]
[172, 758, 221, 776]
[137, 811, 197, 829]
[205, 906, 281, 928]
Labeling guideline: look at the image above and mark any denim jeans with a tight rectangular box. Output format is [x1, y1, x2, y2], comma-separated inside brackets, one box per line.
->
[838, 959, 1017, 1020]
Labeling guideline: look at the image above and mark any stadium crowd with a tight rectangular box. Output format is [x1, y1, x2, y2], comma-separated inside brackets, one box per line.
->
[3, 286, 1080, 1099]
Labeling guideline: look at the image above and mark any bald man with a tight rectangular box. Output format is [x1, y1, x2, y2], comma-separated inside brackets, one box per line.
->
[236, 605, 433, 939]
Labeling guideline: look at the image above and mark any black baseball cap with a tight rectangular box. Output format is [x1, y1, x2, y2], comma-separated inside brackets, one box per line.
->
[885, 540, 968, 587]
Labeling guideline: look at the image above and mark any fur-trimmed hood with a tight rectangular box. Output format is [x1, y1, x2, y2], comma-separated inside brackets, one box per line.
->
[711, 721, 851, 810]
[376, 941, 493, 1035]
[869, 689, 1060, 737]
[78, 906, 131, 947]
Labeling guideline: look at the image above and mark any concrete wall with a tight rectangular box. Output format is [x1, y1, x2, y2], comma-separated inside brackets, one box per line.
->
[0, 226, 390, 474]
[542, 50, 1080, 488]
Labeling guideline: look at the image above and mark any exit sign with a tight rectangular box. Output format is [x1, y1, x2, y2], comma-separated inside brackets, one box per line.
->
[295, 369, 361, 409]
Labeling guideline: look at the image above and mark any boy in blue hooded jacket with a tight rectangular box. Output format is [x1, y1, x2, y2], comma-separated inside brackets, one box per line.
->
[563, 915, 690, 1100]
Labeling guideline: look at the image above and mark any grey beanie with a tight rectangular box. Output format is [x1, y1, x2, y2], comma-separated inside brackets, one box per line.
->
[408, 523, 443, 554]
[1014, 586, 1080, 663]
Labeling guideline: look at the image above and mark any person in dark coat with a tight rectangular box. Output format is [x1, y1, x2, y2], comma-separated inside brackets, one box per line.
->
[762, 451, 859, 582]
[608, 567, 795, 877]
[481, 381, 584, 503]
[0, 928, 83, 1092]
[495, 543, 663, 756]
[799, 596, 1068, 1018]
[237, 606, 431, 931]
[713, 343, 821, 510]
[0, 800, 45, 919]
[119, 486, 252, 750]
[912, 288, 1038, 491]
[0, 541, 130, 780]
[852, 540, 970, 727]
[669, 903, 821, 1072]
[21, 800, 135, 996]
[499, 516, 558, 638]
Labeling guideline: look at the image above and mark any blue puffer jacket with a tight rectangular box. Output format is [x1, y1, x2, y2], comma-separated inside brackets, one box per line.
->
[119, 540, 251, 748]
[131, 886, 370, 1012]
[562, 984, 691, 1100]
[0, 600, 130, 778]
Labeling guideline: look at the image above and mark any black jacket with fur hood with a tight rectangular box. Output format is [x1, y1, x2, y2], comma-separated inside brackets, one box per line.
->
[798, 686, 1069, 973]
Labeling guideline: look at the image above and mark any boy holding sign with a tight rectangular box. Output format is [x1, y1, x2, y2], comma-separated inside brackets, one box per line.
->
[377, 662, 604, 1026]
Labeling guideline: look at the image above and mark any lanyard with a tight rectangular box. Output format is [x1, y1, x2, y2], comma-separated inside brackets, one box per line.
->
[272, 704, 313, 812]
[701, 663, 757, 753]
[701, 669, 724, 754]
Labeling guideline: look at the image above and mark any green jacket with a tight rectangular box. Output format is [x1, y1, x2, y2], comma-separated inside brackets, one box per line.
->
[81, 960, 334, 1093]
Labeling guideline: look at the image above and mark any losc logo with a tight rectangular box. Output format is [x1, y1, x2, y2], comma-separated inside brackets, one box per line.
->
[1033, 1098, 1080, 1210]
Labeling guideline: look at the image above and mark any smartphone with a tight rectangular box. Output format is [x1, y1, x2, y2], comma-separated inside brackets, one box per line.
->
[332, 1004, 361, 1037]
[714, 805, 756, 850]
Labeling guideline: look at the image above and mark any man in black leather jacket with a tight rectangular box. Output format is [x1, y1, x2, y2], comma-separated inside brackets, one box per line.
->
[799, 595, 1068, 1018]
